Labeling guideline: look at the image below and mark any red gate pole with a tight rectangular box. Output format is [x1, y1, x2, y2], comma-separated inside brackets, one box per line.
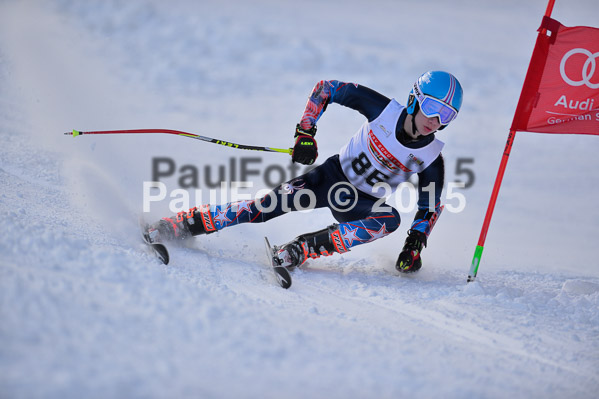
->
[467, 0, 556, 282]
[467, 130, 516, 282]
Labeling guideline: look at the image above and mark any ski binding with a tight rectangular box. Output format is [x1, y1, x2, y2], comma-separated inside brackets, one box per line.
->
[264, 237, 292, 289]
[139, 218, 170, 265]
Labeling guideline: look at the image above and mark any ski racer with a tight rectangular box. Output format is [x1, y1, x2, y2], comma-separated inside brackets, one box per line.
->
[144, 70, 463, 273]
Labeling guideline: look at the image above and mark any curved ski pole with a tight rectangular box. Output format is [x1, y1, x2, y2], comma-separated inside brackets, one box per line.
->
[65, 129, 293, 155]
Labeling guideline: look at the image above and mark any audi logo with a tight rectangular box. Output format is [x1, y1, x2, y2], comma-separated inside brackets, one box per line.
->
[560, 48, 599, 89]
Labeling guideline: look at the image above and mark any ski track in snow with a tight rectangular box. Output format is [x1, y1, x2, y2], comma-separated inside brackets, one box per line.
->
[1, 0, 599, 398]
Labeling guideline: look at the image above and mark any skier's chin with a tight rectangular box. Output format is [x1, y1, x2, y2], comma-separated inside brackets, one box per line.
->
[417, 126, 436, 137]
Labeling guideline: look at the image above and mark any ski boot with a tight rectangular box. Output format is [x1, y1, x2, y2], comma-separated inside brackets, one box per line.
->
[144, 219, 187, 243]
[395, 230, 427, 273]
[144, 207, 213, 244]
[274, 224, 348, 270]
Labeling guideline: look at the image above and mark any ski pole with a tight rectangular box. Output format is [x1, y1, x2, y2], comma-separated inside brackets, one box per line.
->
[64, 129, 293, 155]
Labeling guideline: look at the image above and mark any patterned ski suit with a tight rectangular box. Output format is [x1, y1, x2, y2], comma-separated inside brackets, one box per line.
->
[161, 80, 445, 258]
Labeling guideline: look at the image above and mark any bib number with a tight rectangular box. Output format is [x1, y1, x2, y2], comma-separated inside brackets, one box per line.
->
[351, 152, 389, 187]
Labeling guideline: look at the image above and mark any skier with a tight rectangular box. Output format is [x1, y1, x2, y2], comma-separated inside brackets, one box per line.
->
[144, 70, 463, 273]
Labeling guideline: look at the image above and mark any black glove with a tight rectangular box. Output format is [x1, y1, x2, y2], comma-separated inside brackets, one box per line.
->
[395, 230, 427, 273]
[292, 124, 318, 165]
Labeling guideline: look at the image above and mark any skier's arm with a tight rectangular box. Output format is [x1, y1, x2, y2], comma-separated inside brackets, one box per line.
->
[298, 80, 391, 130]
[293, 80, 391, 165]
[411, 154, 445, 239]
[395, 154, 444, 273]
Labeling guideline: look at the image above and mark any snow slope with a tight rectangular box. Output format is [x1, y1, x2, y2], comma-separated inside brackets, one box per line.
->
[1, 0, 598, 398]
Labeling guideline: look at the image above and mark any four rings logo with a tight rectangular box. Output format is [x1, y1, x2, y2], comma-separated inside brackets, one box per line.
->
[560, 48, 599, 89]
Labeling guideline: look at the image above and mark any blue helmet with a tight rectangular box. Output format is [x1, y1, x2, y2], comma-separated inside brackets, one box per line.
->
[407, 71, 463, 129]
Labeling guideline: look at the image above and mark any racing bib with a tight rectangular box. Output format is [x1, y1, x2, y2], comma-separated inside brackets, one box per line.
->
[339, 99, 444, 198]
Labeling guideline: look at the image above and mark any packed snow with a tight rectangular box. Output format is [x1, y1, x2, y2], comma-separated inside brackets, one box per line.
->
[1, 0, 598, 398]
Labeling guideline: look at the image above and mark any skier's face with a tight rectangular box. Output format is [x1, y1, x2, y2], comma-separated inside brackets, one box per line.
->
[414, 110, 442, 136]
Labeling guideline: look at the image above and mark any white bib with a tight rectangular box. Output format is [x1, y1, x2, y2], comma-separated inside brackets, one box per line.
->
[338, 99, 444, 198]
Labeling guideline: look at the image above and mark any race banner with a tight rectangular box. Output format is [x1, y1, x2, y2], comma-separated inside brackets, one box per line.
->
[511, 17, 599, 135]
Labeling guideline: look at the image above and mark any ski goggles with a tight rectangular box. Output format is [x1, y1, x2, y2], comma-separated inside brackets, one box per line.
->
[413, 83, 458, 125]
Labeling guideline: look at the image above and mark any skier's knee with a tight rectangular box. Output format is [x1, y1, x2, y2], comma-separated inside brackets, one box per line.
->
[372, 207, 401, 233]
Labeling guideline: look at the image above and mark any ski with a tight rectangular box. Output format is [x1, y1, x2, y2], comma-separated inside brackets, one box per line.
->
[264, 237, 292, 289]
[142, 234, 170, 265]
[139, 218, 170, 265]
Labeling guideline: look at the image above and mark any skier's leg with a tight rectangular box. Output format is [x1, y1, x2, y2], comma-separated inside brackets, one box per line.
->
[145, 191, 297, 243]
[274, 206, 401, 268]
[144, 162, 333, 243]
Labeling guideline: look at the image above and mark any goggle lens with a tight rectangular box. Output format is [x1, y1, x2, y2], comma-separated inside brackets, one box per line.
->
[419, 96, 458, 125]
